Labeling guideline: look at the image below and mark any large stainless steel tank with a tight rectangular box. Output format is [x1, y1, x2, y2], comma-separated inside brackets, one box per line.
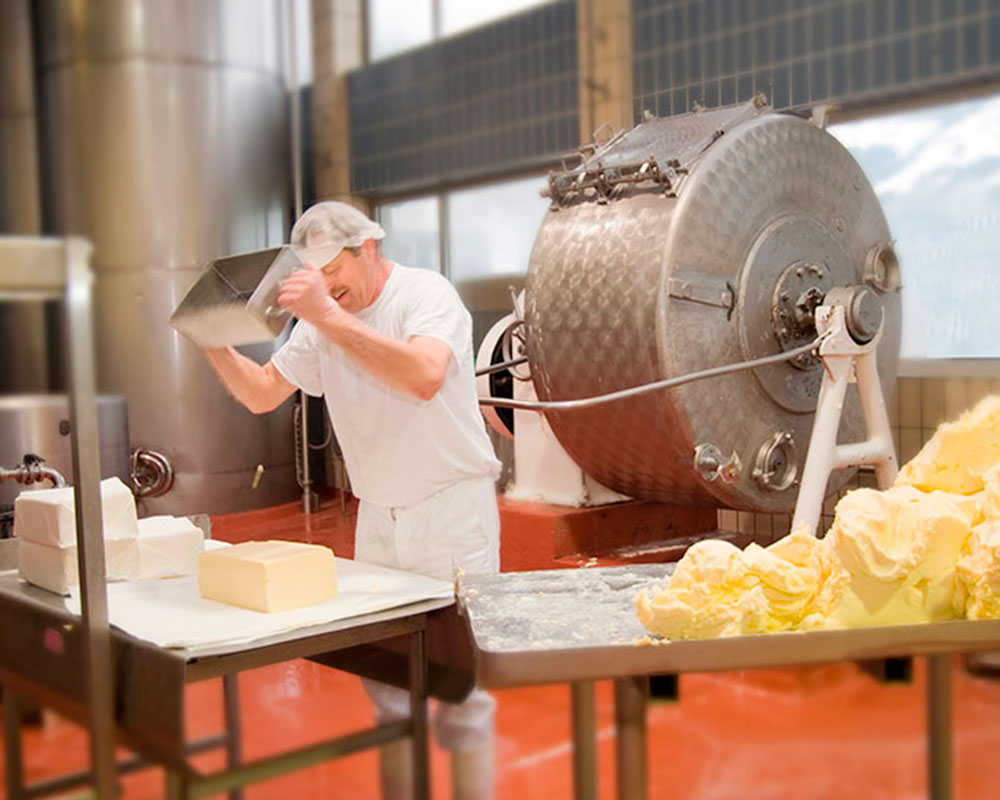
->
[525, 101, 901, 513]
[35, 0, 296, 514]
[0, 0, 49, 393]
[0, 395, 130, 505]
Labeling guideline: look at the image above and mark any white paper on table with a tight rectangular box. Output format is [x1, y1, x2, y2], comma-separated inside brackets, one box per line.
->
[65, 553, 454, 649]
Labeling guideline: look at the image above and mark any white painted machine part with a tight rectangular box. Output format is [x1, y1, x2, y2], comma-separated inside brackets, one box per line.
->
[475, 313, 629, 507]
[506, 376, 630, 506]
[475, 313, 517, 441]
[790, 303, 898, 537]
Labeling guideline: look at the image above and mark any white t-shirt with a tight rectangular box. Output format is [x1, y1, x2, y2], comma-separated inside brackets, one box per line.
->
[271, 264, 501, 508]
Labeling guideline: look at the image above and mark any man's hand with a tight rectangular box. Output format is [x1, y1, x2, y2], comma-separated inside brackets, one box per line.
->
[278, 263, 341, 326]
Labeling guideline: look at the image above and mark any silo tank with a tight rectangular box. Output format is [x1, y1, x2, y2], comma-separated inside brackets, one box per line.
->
[35, 0, 295, 514]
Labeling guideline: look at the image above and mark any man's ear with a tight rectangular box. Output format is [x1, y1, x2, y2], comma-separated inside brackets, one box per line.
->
[361, 238, 378, 261]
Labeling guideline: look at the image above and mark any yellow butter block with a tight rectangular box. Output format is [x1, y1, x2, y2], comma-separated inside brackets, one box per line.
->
[198, 540, 337, 613]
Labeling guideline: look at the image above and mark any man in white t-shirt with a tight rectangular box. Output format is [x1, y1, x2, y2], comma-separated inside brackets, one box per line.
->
[202, 201, 501, 800]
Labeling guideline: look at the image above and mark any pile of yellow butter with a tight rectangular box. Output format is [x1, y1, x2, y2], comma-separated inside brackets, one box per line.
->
[635, 395, 1000, 639]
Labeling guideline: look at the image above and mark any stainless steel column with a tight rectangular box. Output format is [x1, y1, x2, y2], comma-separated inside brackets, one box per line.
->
[35, 0, 297, 514]
[64, 237, 118, 798]
[613, 676, 648, 800]
[927, 654, 953, 800]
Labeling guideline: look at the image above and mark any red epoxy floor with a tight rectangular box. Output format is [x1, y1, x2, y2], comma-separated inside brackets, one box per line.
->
[5, 495, 1000, 799]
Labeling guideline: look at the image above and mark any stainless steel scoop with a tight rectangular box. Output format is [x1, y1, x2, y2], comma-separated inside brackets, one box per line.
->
[169, 246, 303, 347]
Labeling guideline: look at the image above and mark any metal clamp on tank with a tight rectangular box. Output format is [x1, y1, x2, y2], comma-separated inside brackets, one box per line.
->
[790, 286, 899, 537]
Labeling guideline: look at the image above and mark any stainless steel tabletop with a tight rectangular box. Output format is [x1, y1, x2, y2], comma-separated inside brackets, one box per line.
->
[459, 564, 1000, 687]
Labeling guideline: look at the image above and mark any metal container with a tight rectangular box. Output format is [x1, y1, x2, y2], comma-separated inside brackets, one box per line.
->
[170, 246, 300, 348]
[34, 0, 296, 515]
[525, 102, 901, 513]
[0, 394, 130, 505]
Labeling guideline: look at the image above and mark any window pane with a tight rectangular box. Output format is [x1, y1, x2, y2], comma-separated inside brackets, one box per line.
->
[830, 95, 1000, 360]
[447, 176, 549, 284]
[290, 0, 312, 87]
[441, 0, 551, 37]
[378, 195, 441, 272]
[369, 0, 433, 61]
[447, 176, 550, 345]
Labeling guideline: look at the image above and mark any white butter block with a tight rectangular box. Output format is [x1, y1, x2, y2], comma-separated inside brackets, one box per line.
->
[18, 538, 136, 595]
[13, 477, 139, 547]
[198, 540, 337, 613]
[133, 515, 205, 579]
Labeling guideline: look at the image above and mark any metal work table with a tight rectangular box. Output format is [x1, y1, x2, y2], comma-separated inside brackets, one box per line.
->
[0, 539, 461, 799]
[0, 236, 117, 795]
[459, 563, 1000, 800]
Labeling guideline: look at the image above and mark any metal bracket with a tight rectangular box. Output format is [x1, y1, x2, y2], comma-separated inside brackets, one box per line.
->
[667, 273, 734, 312]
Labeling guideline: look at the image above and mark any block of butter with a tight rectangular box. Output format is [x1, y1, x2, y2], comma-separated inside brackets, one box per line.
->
[198, 540, 337, 613]
[18, 538, 137, 595]
[13, 476, 139, 547]
[134, 515, 205, 579]
[17, 515, 205, 594]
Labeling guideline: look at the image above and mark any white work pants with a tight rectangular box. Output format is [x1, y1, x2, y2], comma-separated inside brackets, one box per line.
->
[355, 476, 499, 752]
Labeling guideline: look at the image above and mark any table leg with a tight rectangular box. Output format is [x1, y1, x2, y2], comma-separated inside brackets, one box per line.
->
[3, 687, 25, 800]
[927, 654, 953, 800]
[571, 681, 597, 800]
[223, 674, 244, 800]
[409, 630, 429, 800]
[614, 677, 648, 800]
[165, 770, 188, 800]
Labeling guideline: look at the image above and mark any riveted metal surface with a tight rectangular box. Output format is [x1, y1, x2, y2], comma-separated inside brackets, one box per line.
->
[525, 109, 900, 512]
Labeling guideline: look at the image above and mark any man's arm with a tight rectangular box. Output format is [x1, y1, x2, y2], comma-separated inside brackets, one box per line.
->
[278, 267, 453, 401]
[320, 316, 452, 401]
[202, 346, 297, 413]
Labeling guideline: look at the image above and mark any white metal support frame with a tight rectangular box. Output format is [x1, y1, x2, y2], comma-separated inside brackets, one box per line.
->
[475, 310, 629, 507]
[790, 301, 899, 537]
[0, 236, 115, 798]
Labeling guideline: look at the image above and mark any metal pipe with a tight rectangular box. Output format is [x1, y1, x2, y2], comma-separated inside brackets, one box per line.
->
[475, 355, 528, 377]
[0, 456, 66, 488]
[284, 0, 314, 515]
[479, 337, 824, 411]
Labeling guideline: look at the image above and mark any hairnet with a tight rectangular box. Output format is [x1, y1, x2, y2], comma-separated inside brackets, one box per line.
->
[290, 201, 385, 266]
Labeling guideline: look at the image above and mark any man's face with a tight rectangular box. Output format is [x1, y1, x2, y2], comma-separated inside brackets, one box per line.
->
[316, 247, 376, 313]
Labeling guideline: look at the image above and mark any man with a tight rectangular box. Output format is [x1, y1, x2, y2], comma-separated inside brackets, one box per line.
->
[202, 201, 501, 800]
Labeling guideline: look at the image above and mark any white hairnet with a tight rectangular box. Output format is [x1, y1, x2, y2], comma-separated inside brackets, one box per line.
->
[290, 201, 385, 266]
